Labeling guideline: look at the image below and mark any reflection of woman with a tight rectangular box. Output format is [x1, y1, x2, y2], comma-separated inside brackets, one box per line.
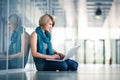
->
[7, 14, 30, 69]
[30, 14, 78, 71]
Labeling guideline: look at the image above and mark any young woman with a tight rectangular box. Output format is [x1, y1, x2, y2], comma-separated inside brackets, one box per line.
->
[30, 14, 78, 71]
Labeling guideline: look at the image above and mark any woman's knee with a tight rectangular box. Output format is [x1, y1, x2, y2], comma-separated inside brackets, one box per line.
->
[72, 62, 78, 71]
[59, 62, 68, 71]
[66, 59, 78, 71]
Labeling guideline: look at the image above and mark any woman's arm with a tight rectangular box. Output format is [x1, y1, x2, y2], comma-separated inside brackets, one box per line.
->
[30, 32, 60, 59]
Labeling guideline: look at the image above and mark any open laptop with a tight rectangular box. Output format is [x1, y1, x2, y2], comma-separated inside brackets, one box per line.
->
[46, 45, 80, 61]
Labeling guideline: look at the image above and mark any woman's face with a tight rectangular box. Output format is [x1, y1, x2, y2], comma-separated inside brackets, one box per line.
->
[43, 20, 53, 32]
[8, 21, 15, 31]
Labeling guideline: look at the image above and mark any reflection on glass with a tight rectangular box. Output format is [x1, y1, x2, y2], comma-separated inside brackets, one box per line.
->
[0, 0, 7, 70]
[0, 14, 30, 70]
[0, 71, 27, 80]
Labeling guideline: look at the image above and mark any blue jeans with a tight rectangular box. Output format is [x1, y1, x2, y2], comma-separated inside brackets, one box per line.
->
[43, 59, 78, 71]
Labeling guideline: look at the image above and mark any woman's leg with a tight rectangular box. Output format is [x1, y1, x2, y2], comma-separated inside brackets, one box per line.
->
[65, 59, 78, 71]
[43, 60, 68, 71]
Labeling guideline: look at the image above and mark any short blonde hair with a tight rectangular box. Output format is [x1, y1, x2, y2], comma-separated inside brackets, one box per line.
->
[39, 14, 55, 27]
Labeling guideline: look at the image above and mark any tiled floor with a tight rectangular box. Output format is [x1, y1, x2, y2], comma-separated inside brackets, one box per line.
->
[0, 64, 120, 80]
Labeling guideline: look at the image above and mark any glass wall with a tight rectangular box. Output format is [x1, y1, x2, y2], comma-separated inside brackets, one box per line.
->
[0, 0, 120, 71]
[0, 0, 30, 70]
[0, 0, 8, 70]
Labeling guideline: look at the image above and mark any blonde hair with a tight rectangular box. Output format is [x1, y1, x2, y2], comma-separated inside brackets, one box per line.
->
[39, 14, 55, 27]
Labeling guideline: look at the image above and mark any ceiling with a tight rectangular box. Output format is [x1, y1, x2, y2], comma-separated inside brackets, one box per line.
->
[0, 0, 115, 29]
[33, 0, 113, 27]
[0, 0, 114, 27]
[86, 0, 113, 27]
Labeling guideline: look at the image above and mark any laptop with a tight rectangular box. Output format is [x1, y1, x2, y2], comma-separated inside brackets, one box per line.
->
[46, 45, 80, 61]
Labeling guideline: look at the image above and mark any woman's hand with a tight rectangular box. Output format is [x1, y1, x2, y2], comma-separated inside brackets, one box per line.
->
[51, 54, 61, 59]
[55, 52, 65, 59]
[53, 49, 65, 59]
